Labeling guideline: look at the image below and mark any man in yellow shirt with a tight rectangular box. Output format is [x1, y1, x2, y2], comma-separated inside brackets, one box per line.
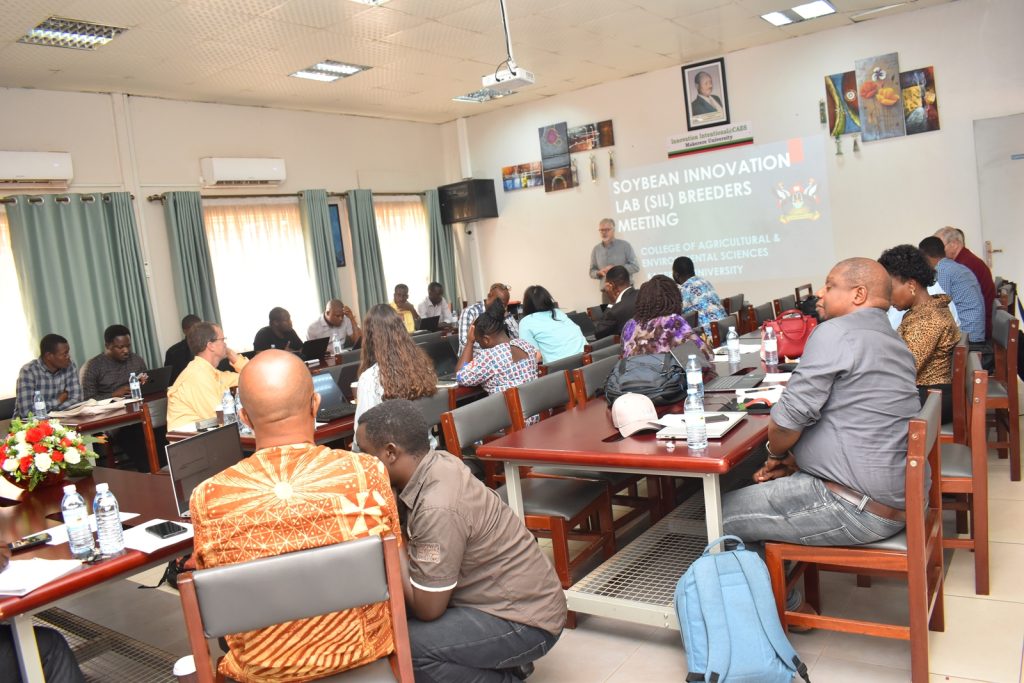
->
[166, 321, 248, 431]
[390, 283, 419, 333]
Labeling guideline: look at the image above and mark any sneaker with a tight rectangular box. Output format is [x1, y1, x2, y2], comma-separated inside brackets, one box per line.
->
[504, 661, 535, 680]
[788, 601, 819, 634]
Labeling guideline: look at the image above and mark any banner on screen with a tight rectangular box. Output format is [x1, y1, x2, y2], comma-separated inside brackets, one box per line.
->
[610, 136, 834, 281]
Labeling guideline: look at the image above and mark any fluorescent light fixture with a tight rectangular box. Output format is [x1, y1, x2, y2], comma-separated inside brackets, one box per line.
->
[761, 11, 794, 26]
[792, 0, 836, 19]
[289, 59, 370, 82]
[348, 0, 392, 5]
[19, 16, 126, 50]
[453, 88, 515, 103]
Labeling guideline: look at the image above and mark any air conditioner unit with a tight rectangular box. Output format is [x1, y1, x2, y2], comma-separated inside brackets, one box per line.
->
[199, 157, 286, 187]
[0, 151, 74, 188]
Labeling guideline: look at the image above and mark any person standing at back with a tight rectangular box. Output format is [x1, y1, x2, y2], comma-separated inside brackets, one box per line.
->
[589, 219, 639, 305]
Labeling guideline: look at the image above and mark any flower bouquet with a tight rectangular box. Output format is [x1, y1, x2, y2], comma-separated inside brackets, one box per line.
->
[1, 416, 98, 491]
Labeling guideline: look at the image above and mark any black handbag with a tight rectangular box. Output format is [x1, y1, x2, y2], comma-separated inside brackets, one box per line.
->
[604, 352, 686, 406]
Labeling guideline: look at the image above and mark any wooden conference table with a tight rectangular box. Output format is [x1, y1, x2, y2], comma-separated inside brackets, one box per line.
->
[0, 467, 189, 682]
[60, 398, 162, 474]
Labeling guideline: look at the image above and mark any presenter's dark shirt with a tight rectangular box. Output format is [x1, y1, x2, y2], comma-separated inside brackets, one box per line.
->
[253, 326, 303, 353]
[164, 339, 193, 385]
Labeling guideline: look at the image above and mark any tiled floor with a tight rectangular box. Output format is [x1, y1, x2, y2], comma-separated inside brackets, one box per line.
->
[53, 416, 1024, 682]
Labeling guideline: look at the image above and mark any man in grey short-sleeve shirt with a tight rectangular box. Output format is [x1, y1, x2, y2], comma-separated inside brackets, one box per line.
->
[723, 258, 919, 553]
[590, 218, 639, 304]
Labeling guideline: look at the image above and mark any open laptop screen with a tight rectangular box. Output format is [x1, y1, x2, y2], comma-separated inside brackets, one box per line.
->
[165, 425, 244, 517]
[312, 371, 346, 410]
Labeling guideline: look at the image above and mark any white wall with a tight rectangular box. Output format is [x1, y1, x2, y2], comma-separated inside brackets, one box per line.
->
[460, 0, 1024, 312]
[0, 90, 447, 353]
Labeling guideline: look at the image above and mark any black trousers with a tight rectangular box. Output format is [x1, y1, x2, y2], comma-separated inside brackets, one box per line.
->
[0, 625, 85, 683]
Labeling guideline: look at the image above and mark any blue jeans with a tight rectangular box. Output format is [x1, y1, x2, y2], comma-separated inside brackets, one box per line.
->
[722, 471, 905, 547]
[409, 607, 560, 683]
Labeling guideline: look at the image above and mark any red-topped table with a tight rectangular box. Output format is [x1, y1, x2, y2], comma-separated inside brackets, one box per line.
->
[60, 399, 161, 473]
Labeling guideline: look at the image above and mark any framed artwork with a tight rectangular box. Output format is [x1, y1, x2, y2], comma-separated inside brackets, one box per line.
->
[824, 71, 861, 136]
[900, 66, 940, 135]
[328, 203, 346, 267]
[854, 52, 905, 142]
[502, 161, 543, 191]
[682, 57, 730, 131]
[538, 122, 574, 192]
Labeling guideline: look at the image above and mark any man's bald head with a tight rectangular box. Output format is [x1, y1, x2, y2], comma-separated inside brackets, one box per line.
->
[238, 350, 316, 434]
[815, 257, 891, 320]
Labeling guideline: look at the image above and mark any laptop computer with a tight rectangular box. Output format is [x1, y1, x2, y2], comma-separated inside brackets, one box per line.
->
[141, 366, 173, 396]
[166, 425, 245, 518]
[419, 315, 441, 332]
[670, 342, 765, 392]
[300, 336, 330, 362]
[312, 370, 356, 422]
[567, 312, 597, 342]
[422, 339, 459, 380]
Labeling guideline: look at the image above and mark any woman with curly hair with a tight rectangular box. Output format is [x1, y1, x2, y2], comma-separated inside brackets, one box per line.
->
[517, 284, 586, 364]
[878, 244, 959, 421]
[456, 299, 539, 395]
[353, 304, 437, 449]
[622, 275, 707, 359]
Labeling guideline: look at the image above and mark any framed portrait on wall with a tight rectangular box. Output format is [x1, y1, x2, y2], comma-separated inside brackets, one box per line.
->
[682, 57, 730, 130]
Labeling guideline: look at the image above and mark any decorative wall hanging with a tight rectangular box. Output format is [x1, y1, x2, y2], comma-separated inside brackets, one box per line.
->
[501, 162, 543, 191]
[854, 52, 906, 142]
[538, 122, 574, 192]
[900, 66, 940, 135]
[824, 71, 862, 137]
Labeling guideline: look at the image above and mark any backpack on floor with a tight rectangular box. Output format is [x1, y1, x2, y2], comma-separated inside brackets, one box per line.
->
[675, 536, 810, 683]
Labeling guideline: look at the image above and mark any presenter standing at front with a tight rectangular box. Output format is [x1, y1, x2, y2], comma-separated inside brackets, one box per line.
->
[589, 218, 640, 305]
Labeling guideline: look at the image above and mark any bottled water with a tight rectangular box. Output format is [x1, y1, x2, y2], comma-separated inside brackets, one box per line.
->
[235, 392, 252, 436]
[222, 390, 237, 425]
[331, 333, 343, 357]
[92, 483, 124, 556]
[685, 354, 704, 400]
[684, 388, 708, 451]
[33, 391, 47, 419]
[128, 372, 142, 400]
[61, 484, 96, 559]
[726, 326, 741, 363]
[763, 327, 779, 366]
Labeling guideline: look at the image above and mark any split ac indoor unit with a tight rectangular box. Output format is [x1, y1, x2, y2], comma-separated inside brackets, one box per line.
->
[199, 157, 286, 187]
[0, 151, 74, 188]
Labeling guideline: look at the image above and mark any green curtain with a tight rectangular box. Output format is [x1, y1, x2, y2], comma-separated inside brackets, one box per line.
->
[300, 189, 342, 305]
[163, 191, 221, 323]
[6, 194, 157, 367]
[425, 189, 459, 309]
[345, 189, 387, 315]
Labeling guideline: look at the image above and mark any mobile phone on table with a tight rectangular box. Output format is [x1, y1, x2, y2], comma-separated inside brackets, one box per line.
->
[8, 532, 51, 552]
[145, 521, 188, 539]
[705, 414, 730, 423]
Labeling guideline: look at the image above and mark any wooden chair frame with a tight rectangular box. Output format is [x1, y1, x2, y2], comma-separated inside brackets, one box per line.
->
[794, 283, 813, 303]
[988, 311, 1020, 481]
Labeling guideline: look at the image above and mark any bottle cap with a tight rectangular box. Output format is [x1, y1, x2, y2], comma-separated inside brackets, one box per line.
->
[728, 326, 736, 332]
[687, 386, 697, 394]
[63, 484, 76, 494]
[95, 483, 109, 493]
[688, 354, 696, 359]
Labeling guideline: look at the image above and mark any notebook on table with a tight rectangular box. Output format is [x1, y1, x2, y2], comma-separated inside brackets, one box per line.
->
[165, 425, 245, 518]
[655, 412, 746, 440]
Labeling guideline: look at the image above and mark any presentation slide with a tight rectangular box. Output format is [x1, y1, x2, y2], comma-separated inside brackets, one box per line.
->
[610, 136, 834, 282]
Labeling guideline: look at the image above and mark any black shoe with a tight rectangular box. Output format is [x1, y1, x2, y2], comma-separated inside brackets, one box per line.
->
[507, 661, 535, 680]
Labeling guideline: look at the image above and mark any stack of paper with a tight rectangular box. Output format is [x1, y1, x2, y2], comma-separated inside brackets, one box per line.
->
[49, 398, 127, 419]
[0, 558, 81, 596]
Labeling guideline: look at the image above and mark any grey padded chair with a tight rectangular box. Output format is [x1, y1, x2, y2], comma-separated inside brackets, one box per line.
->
[585, 336, 617, 352]
[775, 294, 797, 315]
[178, 535, 413, 682]
[587, 343, 622, 363]
[587, 305, 605, 321]
[572, 355, 618, 404]
[682, 310, 699, 330]
[336, 349, 362, 366]
[753, 301, 775, 325]
[723, 293, 744, 316]
[539, 352, 586, 378]
[412, 387, 452, 429]
[412, 330, 444, 346]
[711, 313, 740, 348]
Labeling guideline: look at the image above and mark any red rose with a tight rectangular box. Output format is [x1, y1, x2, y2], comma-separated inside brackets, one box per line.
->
[25, 427, 43, 444]
[33, 443, 48, 454]
[38, 422, 54, 437]
[19, 456, 32, 473]
[60, 437, 72, 449]
[51, 451, 64, 463]
[0, 445, 6, 459]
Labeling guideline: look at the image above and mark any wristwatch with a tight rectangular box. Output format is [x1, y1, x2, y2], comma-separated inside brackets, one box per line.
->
[765, 440, 788, 461]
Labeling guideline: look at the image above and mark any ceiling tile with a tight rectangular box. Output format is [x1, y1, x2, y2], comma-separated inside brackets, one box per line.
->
[59, 0, 181, 28]
[261, 0, 371, 29]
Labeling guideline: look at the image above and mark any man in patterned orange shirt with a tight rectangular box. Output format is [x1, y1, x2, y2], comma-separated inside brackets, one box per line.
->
[190, 350, 402, 683]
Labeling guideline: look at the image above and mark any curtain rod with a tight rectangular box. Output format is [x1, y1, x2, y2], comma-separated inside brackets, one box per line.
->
[147, 190, 426, 203]
[0, 193, 135, 204]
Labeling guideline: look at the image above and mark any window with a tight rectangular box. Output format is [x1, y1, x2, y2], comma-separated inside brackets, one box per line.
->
[374, 196, 429, 306]
[202, 198, 319, 351]
[0, 208, 34, 396]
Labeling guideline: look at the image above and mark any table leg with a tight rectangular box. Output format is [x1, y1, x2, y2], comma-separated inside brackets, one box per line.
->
[703, 473, 724, 549]
[503, 461, 524, 519]
[12, 613, 46, 683]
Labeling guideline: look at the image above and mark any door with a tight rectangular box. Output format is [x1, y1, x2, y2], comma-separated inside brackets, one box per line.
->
[974, 113, 1024, 294]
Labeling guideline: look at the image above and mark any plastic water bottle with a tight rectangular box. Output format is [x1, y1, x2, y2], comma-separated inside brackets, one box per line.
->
[61, 484, 96, 559]
[331, 333, 343, 357]
[33, 391, 47, 419]
[726, 326, 741, 363]
[763, 327, 779, 366]
[684, 387, 708, 451]
[222, 389, 237, 425]
[128, 372, 142, 400]
[92, 483, 124, 556]
[685, 354, 704, 400]
[235, 392, 252, 436]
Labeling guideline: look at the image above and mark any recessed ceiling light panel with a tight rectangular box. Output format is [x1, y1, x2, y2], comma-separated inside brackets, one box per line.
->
[792, 0, 836, 20]
[289, 59, 371, 83]
[348, 0, 392, 6]
[19, 16, 127, 50]
[453, 88, 515, 103]
[761, 11, 794, 26]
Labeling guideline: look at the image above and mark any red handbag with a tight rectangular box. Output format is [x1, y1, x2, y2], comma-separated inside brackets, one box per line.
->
[761, 309, 817, 359]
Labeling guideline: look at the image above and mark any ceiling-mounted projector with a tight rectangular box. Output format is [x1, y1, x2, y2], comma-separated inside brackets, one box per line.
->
[482, 60, 535, 91]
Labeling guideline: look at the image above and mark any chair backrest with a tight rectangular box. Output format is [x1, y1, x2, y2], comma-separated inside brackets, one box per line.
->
[991, 309, 1019, 385]
[567, 312, 597, 339]
[440, 392, 513, 456]
[586, 335, 617, 352]
[571, 354, 618, 404]
[906, 391, 943, 548]
[178, 535, 413, 683]
[337, 348, 362, 366]
[412, 388, 452, 429]
[794, 283, 813, 303]
[447, 333, 460, 356]
[723, 293, 744, 316]
[588, 343, 622, 363]
[587, 305, 604, 320]
[412, 330, 444, 346]
[948, 334, 969, 442]
[775, 293, 797, 315]
[0, 396, 14, 421]
[539, 352, 586, 378]
[753, 301, 775, 325]
[965, 351, 989, 439]
[683, 310, 699, 330]
[711, 314, 738, 348]
[505, 371, 573, 430]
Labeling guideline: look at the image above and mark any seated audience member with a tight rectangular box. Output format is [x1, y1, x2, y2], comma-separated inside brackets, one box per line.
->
[456, 300, 539, 396]
[190, 350, 401, 682]
[252, 307, 303, 353]
[417, 282, 457, 327]
[164, 314, 201, 385]
[593, 266, 637, 340]
[357, 399, 565, 683]
[390, 284, 420, 333]
[517, 285, 586, 363]
[622, 275, 707, 359]
[672, 256, 726, 333]
[919, 236, 987, 357]
[457, 283, 520, 354]
[14, 334, 83, 418]
[166, 322, 247, 431]
[934, 226, 996, 339]
[306, 299, 362, 347]
[0, 546, 85, 682]
[353, 305, 437, 450]
[722, 259, 918, 597]
[879, 245, 960, 423]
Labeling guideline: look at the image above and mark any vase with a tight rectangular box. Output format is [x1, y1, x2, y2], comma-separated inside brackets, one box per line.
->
[2, 469, 66, 492]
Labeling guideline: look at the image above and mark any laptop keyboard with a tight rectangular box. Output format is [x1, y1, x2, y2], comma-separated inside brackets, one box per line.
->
[316, 403, 356, 422]
[705, 372, 765, 391]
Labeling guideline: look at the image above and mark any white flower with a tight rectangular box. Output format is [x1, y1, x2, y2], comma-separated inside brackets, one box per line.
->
[63, 447, 81, 465]
[65, 430, 79, 441]
[34, 452, 52, 472]
[1, 458, 17, 472]
[14, 430, 27, 445]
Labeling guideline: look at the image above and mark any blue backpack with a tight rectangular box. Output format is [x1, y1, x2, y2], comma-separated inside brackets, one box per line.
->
[675, 536, 810, 683]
